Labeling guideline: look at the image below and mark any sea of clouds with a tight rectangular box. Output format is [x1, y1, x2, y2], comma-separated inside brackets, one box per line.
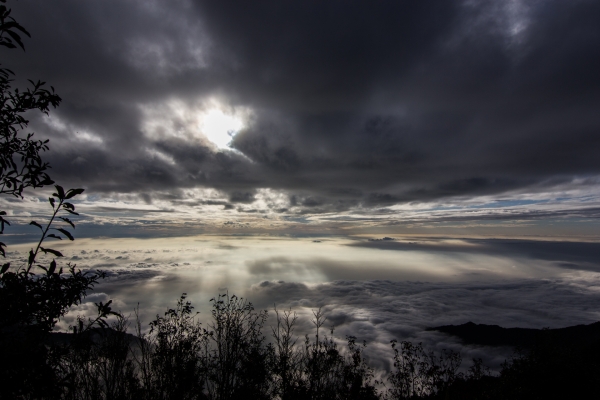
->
[7, 235, 600, 371]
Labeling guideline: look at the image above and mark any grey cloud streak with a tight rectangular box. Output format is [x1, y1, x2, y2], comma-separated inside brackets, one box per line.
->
[349, 238, 600, 271]
[5, 0, 600, 215]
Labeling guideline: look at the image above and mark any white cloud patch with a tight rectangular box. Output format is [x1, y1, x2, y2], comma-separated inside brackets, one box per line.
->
[139, 98, 252, 152]
[201, 108, 244, 149]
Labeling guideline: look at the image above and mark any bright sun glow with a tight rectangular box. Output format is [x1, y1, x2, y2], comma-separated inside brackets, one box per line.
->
[201, 109, 244, 149]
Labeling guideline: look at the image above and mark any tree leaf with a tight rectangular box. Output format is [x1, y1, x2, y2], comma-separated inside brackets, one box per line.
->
[54, 228, 74, 241]
[53, 185, 65, 199]
[59, 217, 75, 228]
[29, 220, 43, 230]
[65, 188, 84, 199]
[6, 29, 25, 50]
[48, 259, 56, 274]
[40, 247, 63, 257]
[0, 263, 9, 274]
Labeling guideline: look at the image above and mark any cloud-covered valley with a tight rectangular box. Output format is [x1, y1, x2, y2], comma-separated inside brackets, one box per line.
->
[7, 235, 599, 370]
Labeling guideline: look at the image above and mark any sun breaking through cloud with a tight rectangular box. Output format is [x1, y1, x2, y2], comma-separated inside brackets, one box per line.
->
[200, 108, 244, 149]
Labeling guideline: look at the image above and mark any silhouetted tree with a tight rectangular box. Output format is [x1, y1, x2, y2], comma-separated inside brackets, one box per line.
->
[386, 340, 461, 399]
[0, 3, 112, 398]
[204, 294, 271, 400]
[142, 293, 207, 400]
[0, 186, 110, 399]
[0, 0, 60, 203]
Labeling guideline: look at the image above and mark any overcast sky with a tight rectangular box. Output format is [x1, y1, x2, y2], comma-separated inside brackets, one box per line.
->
[4, 0, 600, 237]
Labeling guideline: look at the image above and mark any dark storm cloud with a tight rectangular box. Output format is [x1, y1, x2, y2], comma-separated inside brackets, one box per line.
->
[229, 191, 256, 204]
[5, 0, 600, 208]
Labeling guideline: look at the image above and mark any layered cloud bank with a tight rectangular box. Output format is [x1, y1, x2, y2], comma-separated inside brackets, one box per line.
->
[6, 235, 598, 370]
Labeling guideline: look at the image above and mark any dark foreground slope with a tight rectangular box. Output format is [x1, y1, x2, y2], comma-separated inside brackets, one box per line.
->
[425, 321, 600, 400]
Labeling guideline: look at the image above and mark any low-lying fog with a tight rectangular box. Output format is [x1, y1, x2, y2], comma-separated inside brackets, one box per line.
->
[8, 235, 600, 371]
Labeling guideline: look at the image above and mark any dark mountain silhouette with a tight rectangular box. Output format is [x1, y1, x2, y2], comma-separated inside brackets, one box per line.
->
[427, 321, 600, 348]
[50, 327, 139, 345]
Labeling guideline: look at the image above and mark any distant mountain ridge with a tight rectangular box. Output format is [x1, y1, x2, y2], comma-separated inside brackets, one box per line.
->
[427, 321, 600, 348]
[50, 327, 139, 345]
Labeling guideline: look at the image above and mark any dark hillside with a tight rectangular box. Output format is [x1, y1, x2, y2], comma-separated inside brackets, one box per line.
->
[427, 321, 600, 349]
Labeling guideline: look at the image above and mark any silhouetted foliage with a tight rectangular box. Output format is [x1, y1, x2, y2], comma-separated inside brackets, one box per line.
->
[204, 294, 271, 400]
[270, 307, 303, 400]
[60, 293, 600, 400]
[292, 307, 378, 400]
[0, 0, 60, 201]
[141, 293, 208, 400]
[0, 184, 111, 399]
[386, 340, 461, 399]
[5, 276, 600, 400]
[0, 5, 112, 398]
[491, 330, 600, 400]
[55, 317, 142, 400]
